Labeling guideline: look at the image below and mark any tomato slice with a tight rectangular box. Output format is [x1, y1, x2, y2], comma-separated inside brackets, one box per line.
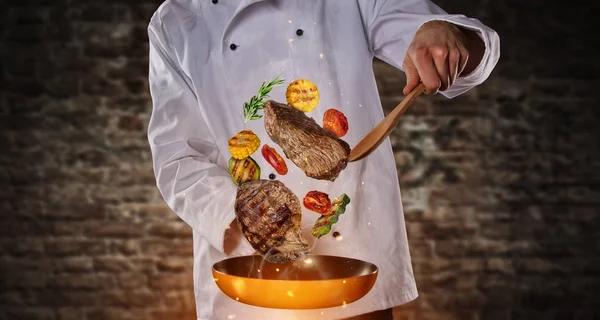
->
[261, 144, 288, 175]
[303, 191, 331, 215]
[323, 109, 349, 137]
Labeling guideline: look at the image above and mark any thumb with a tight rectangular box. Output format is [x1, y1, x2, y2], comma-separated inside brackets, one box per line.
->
[402, 58, 420, 96]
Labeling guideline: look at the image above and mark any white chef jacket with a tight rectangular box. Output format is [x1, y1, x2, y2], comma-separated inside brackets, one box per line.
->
[147, 0, 499, 319]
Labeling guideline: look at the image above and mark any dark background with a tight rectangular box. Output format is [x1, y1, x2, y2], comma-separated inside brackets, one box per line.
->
[1, 0, 599, 319]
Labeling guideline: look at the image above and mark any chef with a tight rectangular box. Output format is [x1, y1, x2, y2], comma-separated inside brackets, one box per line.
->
[146, 0, 499, 319]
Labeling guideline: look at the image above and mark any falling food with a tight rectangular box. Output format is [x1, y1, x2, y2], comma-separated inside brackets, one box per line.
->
[234, 180, 309, 263]
[228, 130, 260, 159]
[323, 108, 349, 137]
[312, 194, 351, 238]
[286, 79, 319, 112]
[264, 100, 350, 181]
[228, 156, 261, 186]
[212, 76, 379, 310]
[303, 191, 331, 214]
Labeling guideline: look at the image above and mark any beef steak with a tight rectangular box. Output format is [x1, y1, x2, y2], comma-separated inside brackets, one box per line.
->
[234, 179, 309, 263]
[264, 100, 350, 181]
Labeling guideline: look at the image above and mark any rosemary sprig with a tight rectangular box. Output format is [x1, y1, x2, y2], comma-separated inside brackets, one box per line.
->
[243, 75, 285, 123]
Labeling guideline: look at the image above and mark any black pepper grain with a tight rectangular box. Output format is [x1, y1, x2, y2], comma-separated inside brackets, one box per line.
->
[269, 173, 276, 180]
[333, 231, 340, 238]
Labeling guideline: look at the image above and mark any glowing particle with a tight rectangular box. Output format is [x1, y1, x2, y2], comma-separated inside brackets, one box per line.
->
[276, 268, 280, 272]
[319, 53, 324, 58]
[336, 235, 343, 241]
[289, 38, 294, 43]
[226, 225, 231, 229]
[359, 104, 362, 108]
[368, 207, 371, 210]
[304, 258, 313, 264]
[235, 297, 239, 301]
[321, 312, 324, 316]
[287, 290, 295, 297]
[343, 280, 346, 284]
[368, 222, 371, 226]
[257, 269, 260, 273]
[288, 20, 292, 24]
[342, 301, 347, 308]
[362, 181, 365, 185]
[213, 278, 219, 282]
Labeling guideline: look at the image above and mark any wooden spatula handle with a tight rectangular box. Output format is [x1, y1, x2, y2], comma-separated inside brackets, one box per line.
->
[348, 83, 426, 162]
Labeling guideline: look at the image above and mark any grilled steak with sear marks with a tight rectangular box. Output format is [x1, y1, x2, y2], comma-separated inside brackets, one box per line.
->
[234, 179, 309, 263]
[264, 100, 350, 181]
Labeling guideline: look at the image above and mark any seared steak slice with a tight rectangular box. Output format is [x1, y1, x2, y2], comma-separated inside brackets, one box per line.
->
[234, 180, 309, 263]
[264, 100, 351, 181]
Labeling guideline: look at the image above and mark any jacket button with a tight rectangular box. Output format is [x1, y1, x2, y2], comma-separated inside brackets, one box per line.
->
[296, 29, 304, 36]
[212, 0, 218, 3]
[230, 43, 237, 50]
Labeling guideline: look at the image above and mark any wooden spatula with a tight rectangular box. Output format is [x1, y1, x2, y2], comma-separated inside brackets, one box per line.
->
[348, 83, 426, 162]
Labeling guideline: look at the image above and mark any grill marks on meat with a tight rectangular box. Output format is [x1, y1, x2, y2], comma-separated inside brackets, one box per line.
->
[235, 180, 309, 263]
[264, 100, 350, 181]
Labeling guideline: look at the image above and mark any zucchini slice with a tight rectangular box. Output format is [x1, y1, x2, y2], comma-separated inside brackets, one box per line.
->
[311, 194, 351, 238]
[228, 156, 261, 186]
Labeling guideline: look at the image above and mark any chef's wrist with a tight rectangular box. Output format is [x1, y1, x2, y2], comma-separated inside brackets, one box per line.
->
[459, 27, 485, 76]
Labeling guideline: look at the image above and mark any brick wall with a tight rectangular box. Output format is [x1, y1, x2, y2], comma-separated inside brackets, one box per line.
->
[1, 1, 598, 319]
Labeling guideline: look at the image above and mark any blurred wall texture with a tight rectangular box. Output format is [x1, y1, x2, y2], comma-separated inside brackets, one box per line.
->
[1, 0, 599, 319]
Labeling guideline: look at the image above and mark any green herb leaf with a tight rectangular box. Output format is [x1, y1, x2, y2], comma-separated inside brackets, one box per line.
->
[243, 75, 285, 123]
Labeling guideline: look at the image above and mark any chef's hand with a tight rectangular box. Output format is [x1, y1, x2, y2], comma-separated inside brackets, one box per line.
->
[402, 20, 485, 95]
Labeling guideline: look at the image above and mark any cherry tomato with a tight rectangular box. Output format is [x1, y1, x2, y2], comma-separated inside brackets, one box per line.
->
[303, 191, 331, 215]
[323, 108, 349, 137]
[261, 144, 288, 175]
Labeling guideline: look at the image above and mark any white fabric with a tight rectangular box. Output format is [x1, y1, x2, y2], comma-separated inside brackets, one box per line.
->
[147, 0, 500, 319]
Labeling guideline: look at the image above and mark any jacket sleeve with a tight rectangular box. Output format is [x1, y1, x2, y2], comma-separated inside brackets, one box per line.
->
[147, 20, 254, 256]
[358, 0, 500, 98]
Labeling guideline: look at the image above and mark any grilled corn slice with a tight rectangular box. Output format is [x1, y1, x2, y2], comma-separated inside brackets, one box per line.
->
[286, 79, 319, 112]
[228, 130, 260, 159]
